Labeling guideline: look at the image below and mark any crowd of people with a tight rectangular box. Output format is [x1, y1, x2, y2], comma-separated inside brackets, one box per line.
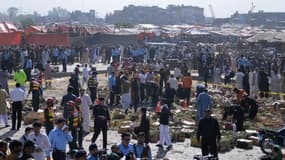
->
[0, 41, 284, 160]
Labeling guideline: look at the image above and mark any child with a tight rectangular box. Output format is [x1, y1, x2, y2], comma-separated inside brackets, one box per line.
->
[87, 143, 99, 160]
[19, 127, 33, 144]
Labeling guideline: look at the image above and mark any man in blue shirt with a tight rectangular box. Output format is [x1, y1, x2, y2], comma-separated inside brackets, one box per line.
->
[24, 56, 33, 81]
[48, 118, 73, 160]
[118, 133, 135, 158]
[134, 132, 152, 160]
[196, 88, 212, 122]
[108, 71, 116, 106]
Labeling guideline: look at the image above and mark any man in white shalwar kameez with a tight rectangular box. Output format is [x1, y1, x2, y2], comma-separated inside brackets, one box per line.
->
[271, 69, 281, 100]
[80, 88, 92, 133]
[249, 68, 259, 98]
[235, 69, 244, 89]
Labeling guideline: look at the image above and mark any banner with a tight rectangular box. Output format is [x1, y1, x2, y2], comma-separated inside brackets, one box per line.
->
[0, 32, 22, 46]
[27, 33, 70, 47]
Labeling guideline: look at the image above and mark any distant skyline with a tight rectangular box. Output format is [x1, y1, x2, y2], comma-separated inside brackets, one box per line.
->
[0, 0, 284, 18]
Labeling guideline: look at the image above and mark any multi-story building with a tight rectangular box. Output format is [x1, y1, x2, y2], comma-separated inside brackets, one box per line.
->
[105, 5, 205, 25]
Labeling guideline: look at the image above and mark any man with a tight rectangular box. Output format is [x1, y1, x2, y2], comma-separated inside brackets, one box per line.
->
[168, 74, 178, 90]
[6, 140, 22, 160]
[61, 86, 77, 119]
[163, 83, 176, 110]
[258, 68, 269, 98]
[69, 73, 81, 97]
[48, 118, 73, 160]
[24, 56, 33, 81]
[134, 107, 150, 144]
[10, 83, 26, 130]
[233, 88, 247, 104]
[121, 74, 131, 114]
[249, 67, 258, 98]
[0, 140, 8, 160]
[156, 99, 172, 150]
[235, 69, 244, 90]
[134, 132, 152, 160]
[182, 72, 192, 105]
[82, 64, 89, 87]
[222, 105, 245, 131]
[196, 88, 212, 121]
[75, 150, 87, 160]
[44, 98, 55, 135]
[87, 73, 98, 103]
[19, 127, 34, 144]
[87, 143, 99, 160]
[108, 71, 116, 107]
[0, 69, 9, 94]
[91, 97, 110, 149]
[27, 78, 42, 112]
[0, 83, 9, 127]
[14, 66, 27, 92]
[80, 89, 92, 133]
[271, 69, 281, 100]
[139, 70, 146, 102]
[240, 95, 259, 120]
[118, 133, 135, 157]
[66, 100, 83, 150]
[18, 140, 35, 160]
[197, 109, 221, 158]
[28, 121, 51, 160]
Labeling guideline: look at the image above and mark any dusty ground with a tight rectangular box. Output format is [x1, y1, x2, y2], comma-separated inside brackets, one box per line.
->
[0, 74, 269, 160]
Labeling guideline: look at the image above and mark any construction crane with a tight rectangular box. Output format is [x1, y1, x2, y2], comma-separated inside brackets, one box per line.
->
[208, 4, 215, 19]
[249, 2, 256, 13]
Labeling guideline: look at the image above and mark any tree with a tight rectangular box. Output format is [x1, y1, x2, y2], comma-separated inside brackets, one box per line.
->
[17, 15, 34, 29]
[7, 7, 19, 22]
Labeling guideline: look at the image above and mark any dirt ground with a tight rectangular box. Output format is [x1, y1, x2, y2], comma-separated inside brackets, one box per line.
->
[0, 74, 269, 160]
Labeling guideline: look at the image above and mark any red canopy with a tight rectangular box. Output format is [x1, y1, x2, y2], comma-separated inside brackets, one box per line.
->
[0, 31, 22, 46]
[26, 33, 70, 47]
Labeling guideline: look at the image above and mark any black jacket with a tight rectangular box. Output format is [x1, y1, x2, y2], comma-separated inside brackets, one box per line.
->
[93, 104, 110, 128]
[197, 117, 221, 140]
[159, 105, 170, 125]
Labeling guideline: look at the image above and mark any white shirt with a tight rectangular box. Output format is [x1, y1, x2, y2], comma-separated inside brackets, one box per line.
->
[82, 67, 89, 79]
[168, 77, 178, 90]
[28, 133, 51, 160]
[235, 72, 245, 89]
[80, 94, 92, 114]
[10, 88, 25, 102]
[174, 68, 182, 78]
[139, 73, 146, 84]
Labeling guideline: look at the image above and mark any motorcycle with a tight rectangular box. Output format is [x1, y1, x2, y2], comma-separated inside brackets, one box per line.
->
[257, 127, 285, 155]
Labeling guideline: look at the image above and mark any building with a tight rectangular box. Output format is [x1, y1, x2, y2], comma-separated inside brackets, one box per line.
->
[71, 10, 96, 24]
[230, 11, 285, 28]
[105, 5, 205, 25]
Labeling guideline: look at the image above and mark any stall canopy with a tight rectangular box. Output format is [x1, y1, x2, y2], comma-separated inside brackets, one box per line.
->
[26, 33, 70, 47]
[0, 31, 22, 46]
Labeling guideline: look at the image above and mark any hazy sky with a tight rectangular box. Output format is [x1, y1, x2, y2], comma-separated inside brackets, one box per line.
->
[0, 0, 284, 18]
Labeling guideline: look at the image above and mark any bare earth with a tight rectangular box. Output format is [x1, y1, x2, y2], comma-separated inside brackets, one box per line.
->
[0, 74, 266, 160]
